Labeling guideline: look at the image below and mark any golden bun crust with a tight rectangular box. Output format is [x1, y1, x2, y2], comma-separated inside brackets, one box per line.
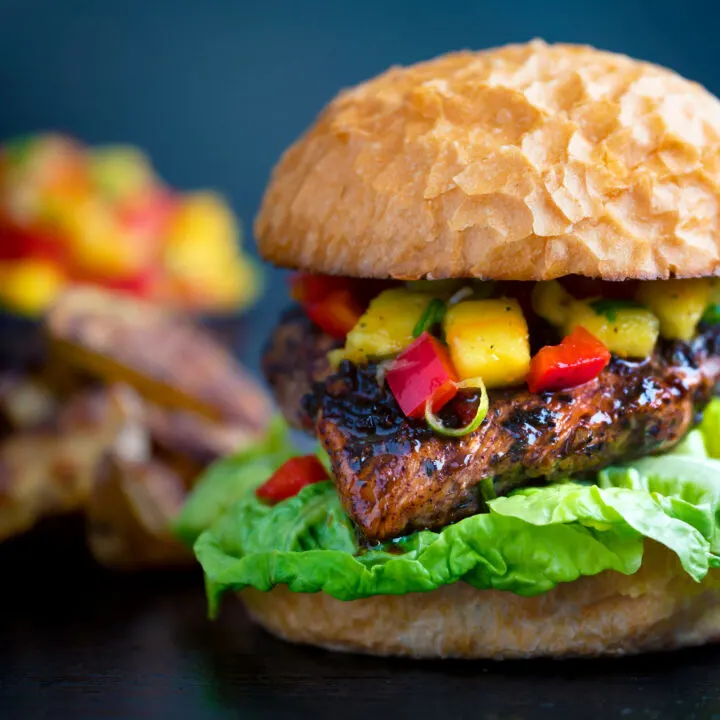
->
[255, 40, 720, 281]
[241, 542, 720, 659]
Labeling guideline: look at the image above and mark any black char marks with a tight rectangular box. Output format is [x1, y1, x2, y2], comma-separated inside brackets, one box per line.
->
[261, 306, 342, 431]
[309, 328, 720, 541]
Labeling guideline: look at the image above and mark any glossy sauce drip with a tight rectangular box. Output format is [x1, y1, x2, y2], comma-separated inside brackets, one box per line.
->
[307, 325, 720, 541]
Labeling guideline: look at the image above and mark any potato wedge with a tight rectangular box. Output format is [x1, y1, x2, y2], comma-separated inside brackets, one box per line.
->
[46, 286, 272, 431]
[86, 453, 192, 570]
[0, 387, 128, 542]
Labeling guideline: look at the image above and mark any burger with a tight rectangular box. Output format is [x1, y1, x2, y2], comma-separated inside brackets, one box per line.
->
[176, 40, 720, 659]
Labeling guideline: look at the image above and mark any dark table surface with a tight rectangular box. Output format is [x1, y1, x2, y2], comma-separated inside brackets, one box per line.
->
[3, 316, 720, 720]
[3, 520, 720, 718]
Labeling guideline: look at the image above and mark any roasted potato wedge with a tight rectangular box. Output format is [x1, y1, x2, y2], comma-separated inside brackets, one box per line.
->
[0, 387, 129, 542]
[86, 453, 192, 570]
[46, 286, 272, 431]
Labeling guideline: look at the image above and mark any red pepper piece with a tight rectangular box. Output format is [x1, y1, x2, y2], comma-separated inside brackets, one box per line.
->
[289, 273, 354, 304]
[255, 456, 330, 504]
[304, 289, 364, 339]
[289, 273, 397, 305]
[119, 188, 177, 240]
[290, 273, 401, 339]
[0, 219, 64, 263]
[101, 267, 159, 298]
[527, 326, 611, 393]
[386, 332, 459, 419]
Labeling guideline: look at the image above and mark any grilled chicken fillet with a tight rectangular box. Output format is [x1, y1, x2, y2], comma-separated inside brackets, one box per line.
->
[264, 314, 720, 541]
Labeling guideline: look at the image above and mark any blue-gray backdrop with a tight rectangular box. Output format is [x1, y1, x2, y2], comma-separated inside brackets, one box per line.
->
[1, 0, 718, 369]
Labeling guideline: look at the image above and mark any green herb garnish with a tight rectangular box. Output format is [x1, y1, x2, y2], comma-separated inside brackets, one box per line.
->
[425, 377, 489, 437]
[589, 299, 644, 323]
[413, 298, 447, 339]
[702, 304, 720, 325]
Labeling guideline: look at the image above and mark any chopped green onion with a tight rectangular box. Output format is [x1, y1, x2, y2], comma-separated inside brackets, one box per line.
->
[412, 298, 447, 339]
[588, 298, 644, 323]
[425, 376, 489, 437]
[479, 476, 496, 501]
[702, 303, 720, 325]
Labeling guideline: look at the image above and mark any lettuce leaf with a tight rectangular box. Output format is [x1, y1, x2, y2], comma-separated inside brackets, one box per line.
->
[173, 416, 300, 546]
[189, 398, 720, 614]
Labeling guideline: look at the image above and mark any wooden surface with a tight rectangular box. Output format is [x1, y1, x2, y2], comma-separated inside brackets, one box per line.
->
[1, 518, 720, 719]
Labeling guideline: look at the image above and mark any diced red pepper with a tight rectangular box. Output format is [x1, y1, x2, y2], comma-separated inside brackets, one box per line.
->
[289, 273, 354, 304]
[386, 332, 459, 419]
[289, 273, 397, 306]
[289, 273, 400, 338]
[527, 326, 611, 393]
[100, 267, 159, 298]
[304, 289, 364, 339]
[255, 455, 330, 504]
[119, 188, 177, 240]
[0, 219, 64, 263]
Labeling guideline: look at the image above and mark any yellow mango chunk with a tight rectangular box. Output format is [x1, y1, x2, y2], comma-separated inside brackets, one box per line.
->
[164, 193, 257, 308]
[343, 289, 435, 363]
[531, 280, 575, 326]
[564, 302, 659, 358]
[165, 192, 239, 262]
[58, 197, 141, 277]
[0, 259, 65, 316]
[443, 298, 530, 388]
[636, 279, 712, 341]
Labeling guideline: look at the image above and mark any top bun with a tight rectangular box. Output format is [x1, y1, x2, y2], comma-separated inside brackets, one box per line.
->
[255, 40, 720, 281]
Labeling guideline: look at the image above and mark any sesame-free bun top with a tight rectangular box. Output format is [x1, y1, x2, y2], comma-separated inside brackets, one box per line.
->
[255, 40, 720, 281]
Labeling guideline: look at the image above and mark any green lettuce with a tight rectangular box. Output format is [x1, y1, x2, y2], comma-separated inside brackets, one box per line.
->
[173, 416, 300, 546]
[187, 398, 720, 614]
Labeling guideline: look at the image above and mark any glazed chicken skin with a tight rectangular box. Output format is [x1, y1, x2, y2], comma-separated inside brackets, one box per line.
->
[264, 311, 720, 541]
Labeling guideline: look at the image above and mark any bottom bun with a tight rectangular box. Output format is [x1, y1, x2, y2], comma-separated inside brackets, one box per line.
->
[240, 542, 720, 659]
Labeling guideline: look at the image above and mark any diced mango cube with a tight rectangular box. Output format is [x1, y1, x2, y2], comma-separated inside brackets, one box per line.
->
[564, 302, 659, 358]
[531, 280, 575, 327]
[343, 289, 435, 363]
[164, 193, 258, 309]
[636, 279, 712, 341]
[443, 298, 530, 387]
[165, 192, 239, 261]
[59, 197, 142, 277]
[0, 259, 65, 315]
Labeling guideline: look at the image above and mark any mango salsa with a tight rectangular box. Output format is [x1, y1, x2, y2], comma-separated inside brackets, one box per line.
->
[564, 301, 659, 358]
[0, 132, 260, 316]
[443, 298, 530, 388]
[0, 259, 65, 316]
[531, 281, 575, 327]
[343, 289, 436, 363]
[533, 280, 660, 357]
[636, 279, 712, 341]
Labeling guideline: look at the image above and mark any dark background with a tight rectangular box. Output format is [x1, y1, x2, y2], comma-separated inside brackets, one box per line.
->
[2, 0, 719, 372]
[3, 2, 720, 717]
